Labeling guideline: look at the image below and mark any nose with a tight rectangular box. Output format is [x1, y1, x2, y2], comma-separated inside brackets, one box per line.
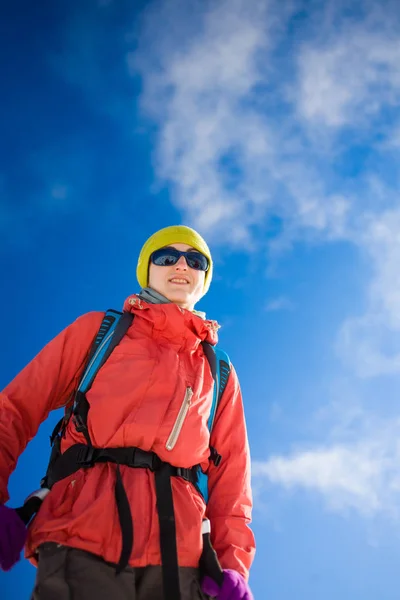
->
[175, 255, 188, 269]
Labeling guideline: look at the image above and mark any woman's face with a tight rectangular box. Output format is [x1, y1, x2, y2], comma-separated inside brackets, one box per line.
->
[148, 243, 206, 311]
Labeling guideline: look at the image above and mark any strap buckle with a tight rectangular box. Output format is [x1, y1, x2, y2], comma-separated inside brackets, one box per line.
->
[72, 414, 88, 434]
[210, 446, 222, 467]
[76, 445, 95, 467]
[175, 466, 199, 484]
[151, 452, 162, 471]
[133, 448, 162, 471]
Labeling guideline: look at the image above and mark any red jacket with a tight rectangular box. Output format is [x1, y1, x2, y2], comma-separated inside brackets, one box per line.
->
[0, 296, 255, 579]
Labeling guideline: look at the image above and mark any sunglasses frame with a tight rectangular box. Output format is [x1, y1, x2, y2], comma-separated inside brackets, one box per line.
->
[150, 247, 210, 272]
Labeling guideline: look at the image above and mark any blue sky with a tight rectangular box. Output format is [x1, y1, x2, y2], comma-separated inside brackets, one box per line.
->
[2, 0, 400, 597]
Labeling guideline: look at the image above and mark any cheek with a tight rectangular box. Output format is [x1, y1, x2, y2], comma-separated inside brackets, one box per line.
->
[147, 264, 154, 287]
[193, 272, 205, 294]
[147, 263, 154, 285]
[148, 264, 162, 288]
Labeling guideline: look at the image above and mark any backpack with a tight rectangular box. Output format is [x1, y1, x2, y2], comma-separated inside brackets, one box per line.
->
[18, 308, 231, 598]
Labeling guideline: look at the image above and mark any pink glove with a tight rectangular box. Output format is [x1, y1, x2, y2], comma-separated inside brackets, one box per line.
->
[0, 504, 28, 571]
[202, 569, 254, 600]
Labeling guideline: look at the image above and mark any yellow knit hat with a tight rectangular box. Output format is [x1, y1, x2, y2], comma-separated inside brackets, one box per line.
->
[136, 225, 213, 294]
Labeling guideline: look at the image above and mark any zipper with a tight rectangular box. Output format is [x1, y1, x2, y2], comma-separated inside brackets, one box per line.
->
[165, 387, 193, 451]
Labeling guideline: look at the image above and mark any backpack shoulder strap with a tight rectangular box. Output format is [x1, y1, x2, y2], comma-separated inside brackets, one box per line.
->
[201, 342, 231, 431]
[78, 309, 134, 394]
[210, 346, 231, 429]
[70, 309, 134, 443]
[198, 343, 232, 502]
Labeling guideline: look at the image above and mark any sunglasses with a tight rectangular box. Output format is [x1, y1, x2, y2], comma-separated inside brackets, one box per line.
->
[150, 247, 210, 272]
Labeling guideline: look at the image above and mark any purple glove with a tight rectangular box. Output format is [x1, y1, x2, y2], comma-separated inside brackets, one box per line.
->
[0, 504, 28, 571]
[202, 569, 254, 600]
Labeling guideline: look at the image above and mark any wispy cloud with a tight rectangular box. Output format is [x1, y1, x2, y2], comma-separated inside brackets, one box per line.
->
[253, 445, 381, 515]
[134, 0, 346, 245]
[265, 296, 294, 312]
[130, 0, 281, 245]
[296, 28, 400, 129]
[133, 1, 390, 241]
[252, 370, 400, 521]
[253, 413, 400, 519]
[337, 208, 400, 377]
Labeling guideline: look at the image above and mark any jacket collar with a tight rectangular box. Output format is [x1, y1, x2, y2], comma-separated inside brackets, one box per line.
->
[123, 293, 219, 349]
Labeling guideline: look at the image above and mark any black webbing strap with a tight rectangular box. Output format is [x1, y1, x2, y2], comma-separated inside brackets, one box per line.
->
[201, 341, 217, 382]
[114, 463, 133, 574]
[46, 444, 161, 486]
[200, 525, 224, 586]
[155, 463, 182, 600]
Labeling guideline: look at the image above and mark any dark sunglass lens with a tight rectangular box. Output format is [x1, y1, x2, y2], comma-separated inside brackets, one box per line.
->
[152, 249, 179, 266]
[187, 252, 208, 271]
[161, 255, 177, 266]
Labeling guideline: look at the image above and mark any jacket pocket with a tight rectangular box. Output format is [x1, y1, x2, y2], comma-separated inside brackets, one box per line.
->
[165, 387, 193, 451]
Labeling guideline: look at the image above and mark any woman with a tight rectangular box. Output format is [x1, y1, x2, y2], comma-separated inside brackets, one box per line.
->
[0, 225, 255, 599]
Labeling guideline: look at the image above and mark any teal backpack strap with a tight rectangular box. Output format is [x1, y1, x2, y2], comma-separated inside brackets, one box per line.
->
[198, 343, 231, 502]
[208, 347, 231, 430]
[77, 309, 133, 394]
[49, 309, 133, 446]
[44, 309, 134, 483]
[70, 309, 134, 444]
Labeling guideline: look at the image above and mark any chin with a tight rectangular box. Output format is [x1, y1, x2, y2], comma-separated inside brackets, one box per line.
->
[164, 291, 190, 308]
[168, 293, 189, 305]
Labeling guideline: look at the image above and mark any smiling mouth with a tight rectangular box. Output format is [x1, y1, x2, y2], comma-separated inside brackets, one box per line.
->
[169, 278, 190, 285]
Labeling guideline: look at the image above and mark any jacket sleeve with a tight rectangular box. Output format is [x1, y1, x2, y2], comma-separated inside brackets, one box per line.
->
[0, 312, 104, 504]
[206, 364, 255, 581]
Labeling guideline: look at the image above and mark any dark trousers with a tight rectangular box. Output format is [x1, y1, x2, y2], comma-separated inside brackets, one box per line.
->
[31, 543, 209, 600]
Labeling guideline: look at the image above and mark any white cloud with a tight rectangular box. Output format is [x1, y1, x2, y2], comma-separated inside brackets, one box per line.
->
[132, 0, 360, 248]
[253, 446, 381, 515]
[364, 210, 400, 329]
[337, 208, 400, 377]
[130, 0, 278, 244]
[381, 124, 400, 150]
[253, 371, 400, 520]
[296, 22, 400, 128]
[338, 314, 400, 378]
[253, 416, 400, 518]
